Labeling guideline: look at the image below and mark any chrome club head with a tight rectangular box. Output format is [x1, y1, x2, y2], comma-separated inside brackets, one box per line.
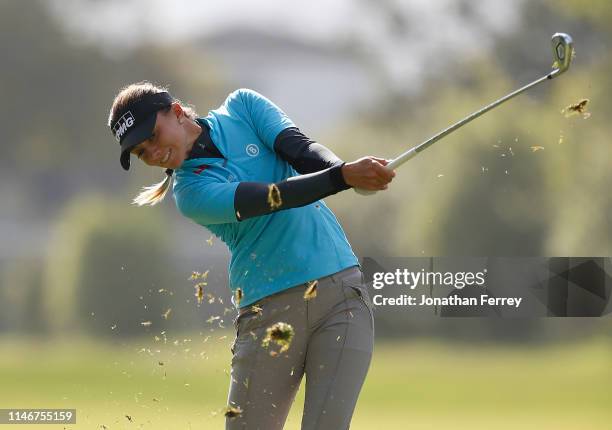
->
[550, 33, 574, 77]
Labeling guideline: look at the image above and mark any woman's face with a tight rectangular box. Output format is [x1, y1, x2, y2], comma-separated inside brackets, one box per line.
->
[130, 104, 192, 169]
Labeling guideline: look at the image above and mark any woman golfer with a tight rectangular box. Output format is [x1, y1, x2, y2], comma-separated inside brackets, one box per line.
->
[108, 82, 394, 429]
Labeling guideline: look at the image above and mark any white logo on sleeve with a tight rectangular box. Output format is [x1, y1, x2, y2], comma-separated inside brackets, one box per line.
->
[246, 144, 260, 157]
[113, 111, 135, 142]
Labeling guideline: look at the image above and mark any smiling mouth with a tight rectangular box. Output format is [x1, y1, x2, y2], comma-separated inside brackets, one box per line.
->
[161, 149, 172, 165]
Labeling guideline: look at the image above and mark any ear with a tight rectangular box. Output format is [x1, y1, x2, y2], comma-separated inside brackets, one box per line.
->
[171, 102, 185, 123]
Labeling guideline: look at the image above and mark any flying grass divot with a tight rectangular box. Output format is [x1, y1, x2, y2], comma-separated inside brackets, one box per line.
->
[267, 184, 282, 209]
[234, 288, 243, 307]
[562, 98, 590, 119]
[303, 280, 318, 300]
[189, 270, 209, 305]
[251, 304, 263, 315]
[224, 405, 243, 419]
[194, 284, 205, 304]
[262, 322, 295, 356]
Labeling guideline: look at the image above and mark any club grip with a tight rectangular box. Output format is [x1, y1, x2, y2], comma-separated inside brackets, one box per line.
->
[354, 187, 377, 196]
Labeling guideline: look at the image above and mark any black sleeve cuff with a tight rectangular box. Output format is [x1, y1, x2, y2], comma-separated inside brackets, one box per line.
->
[329, 162, 351, 190]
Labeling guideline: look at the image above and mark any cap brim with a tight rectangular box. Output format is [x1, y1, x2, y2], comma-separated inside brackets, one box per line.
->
[119, 113, 158, 171]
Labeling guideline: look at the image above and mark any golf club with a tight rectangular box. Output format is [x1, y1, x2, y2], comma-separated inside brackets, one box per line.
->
[356, 32, 574, 195]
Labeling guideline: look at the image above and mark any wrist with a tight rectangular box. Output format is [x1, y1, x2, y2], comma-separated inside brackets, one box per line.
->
[331, 162, 352, 190]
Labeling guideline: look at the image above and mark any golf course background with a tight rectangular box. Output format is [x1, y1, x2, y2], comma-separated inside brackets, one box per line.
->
[1, 1, 611, 428]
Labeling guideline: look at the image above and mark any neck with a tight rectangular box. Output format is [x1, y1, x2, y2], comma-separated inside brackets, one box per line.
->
[184, 119, 203, 155]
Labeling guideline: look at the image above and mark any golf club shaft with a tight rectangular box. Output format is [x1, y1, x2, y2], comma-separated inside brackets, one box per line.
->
[387, 71, 556, 171]
[355, 32, 572, 195]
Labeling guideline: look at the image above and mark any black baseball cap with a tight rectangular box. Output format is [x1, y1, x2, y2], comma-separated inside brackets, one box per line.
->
[110, 92, 173, 170]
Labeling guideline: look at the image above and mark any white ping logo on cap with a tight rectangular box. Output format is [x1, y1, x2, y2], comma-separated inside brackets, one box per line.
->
[113, 111, 135, 142]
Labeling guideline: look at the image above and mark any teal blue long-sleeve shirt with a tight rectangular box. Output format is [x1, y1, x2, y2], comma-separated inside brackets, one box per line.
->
[173, 89, 359, 308]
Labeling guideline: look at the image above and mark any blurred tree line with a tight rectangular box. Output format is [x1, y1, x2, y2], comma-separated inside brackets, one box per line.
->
[329, 0, 610, 260]
[0, 0, 232, 338]
[0, 0, 609, 341]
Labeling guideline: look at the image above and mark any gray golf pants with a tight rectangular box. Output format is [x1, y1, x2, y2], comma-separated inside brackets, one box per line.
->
[227, 265, 374, 430]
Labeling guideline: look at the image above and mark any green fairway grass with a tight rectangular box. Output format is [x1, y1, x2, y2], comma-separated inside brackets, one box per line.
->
[0, 334, 609, 429]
